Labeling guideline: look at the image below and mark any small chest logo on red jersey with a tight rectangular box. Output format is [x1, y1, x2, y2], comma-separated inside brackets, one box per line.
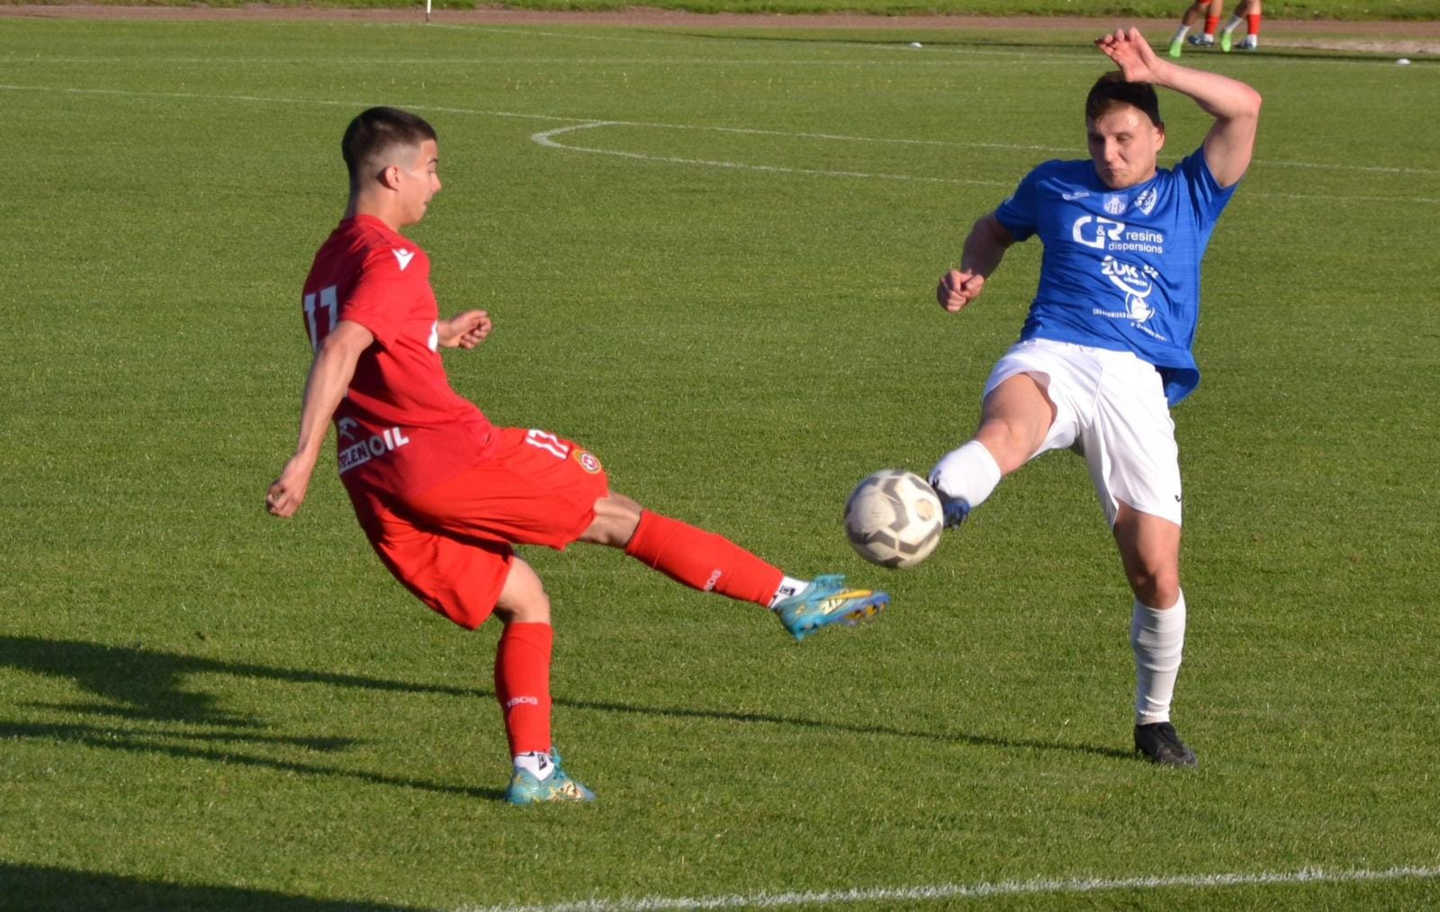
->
[339, 426, 412, 474]
[393, 248, 415, 271]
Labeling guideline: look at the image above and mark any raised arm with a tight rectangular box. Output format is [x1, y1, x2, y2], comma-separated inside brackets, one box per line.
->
[1096, 26, 1262, 187]
[266, 320, 374, 518]
[937, 212, 1015, 313]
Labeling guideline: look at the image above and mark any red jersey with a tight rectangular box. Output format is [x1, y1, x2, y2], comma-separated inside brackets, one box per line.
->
[301, 215, 496, 498]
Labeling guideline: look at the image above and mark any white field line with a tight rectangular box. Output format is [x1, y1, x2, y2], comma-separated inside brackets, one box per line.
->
[1256, 158, 1438, 176]
[531, 121, 1012, 187]
[456, 864, 1440, 912]
[2, 82, 1437, 200]
[532, 120, 1440, 203]
[417, 24, 1092, 61]
[389, 23, 1440, 70]
[0, 54, 1064, 67]
[0, 82, 1070, 156]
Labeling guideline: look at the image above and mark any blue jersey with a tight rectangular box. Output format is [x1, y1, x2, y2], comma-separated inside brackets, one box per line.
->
[994, 149, 1236, 405]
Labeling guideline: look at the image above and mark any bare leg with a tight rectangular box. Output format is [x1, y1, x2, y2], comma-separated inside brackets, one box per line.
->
[973, 372, 1058, 475]
[930, 372, 1055, 520]
[1112, 503, 1181, 609]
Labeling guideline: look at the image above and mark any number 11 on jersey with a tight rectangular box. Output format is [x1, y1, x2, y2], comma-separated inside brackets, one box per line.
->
[303, 285, 339, 351]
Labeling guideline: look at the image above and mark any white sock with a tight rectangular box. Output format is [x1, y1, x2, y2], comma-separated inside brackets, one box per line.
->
[769, 576, 808, 609]
[1172, 24, 1191, 41]
[929, 441, 1002, 512]
[1222, 15, 1243, 34]
[514, 750, 554, 780]
[1131, 592, 1186, 725]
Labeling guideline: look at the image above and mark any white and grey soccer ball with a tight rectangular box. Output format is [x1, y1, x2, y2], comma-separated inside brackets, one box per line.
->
[844, 469, 943, 569]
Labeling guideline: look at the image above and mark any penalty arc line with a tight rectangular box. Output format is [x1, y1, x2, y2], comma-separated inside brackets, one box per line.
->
[456, 864, 1440, 912]
[530, 121, 1440, 204]
[531, 121, 1010, 187]
[2, 82, 1437, 197]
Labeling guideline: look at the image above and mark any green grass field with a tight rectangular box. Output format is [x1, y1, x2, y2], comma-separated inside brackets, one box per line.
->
[9, 0, 1440, 21]
[2, 10, 1439, 912]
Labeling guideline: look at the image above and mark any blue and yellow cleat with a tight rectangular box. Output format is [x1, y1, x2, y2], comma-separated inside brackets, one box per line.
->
[773, 574, 888, 642]
[506, 750, 595, 805]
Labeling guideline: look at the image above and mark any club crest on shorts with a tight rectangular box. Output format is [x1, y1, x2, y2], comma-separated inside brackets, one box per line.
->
[573, 450, 602, 474]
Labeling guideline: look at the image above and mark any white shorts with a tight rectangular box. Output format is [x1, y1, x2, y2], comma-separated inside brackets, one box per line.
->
[985, 338, 1182, 527]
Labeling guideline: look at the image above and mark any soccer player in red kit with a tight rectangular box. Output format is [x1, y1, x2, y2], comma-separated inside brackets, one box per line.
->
[266, 107, 890, 805]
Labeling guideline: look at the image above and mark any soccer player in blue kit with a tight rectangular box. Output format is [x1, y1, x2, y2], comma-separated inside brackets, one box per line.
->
[931, 28, 1261, 766]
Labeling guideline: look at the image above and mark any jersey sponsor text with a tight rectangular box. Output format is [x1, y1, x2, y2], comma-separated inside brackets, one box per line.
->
[339, 426, 413, 474]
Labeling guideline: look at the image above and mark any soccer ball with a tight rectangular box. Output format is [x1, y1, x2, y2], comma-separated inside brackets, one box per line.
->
[844, 469, 943, 569]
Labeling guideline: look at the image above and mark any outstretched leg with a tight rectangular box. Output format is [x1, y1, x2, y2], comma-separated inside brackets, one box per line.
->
[582, 493, 889, 641]
[930, 371, 1055, 526]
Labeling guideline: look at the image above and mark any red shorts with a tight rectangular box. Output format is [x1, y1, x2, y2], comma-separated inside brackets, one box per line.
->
[346, 427, 610, 629]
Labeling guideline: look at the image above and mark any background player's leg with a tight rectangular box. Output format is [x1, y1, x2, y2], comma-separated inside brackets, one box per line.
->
[1168, 0, 1208, 55]
[1220, 0, 1258, 49]
[1243, 0, 1262, 49]
[1203, 0, 1224, 41]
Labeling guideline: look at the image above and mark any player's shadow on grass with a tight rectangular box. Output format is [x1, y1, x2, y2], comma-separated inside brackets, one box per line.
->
[561, 695, 1134, 761]
[0, 634, 480, 725]
[1, 635, 1128, 773]
[0, 861, 423, 912]
[0, 635, 506, 801]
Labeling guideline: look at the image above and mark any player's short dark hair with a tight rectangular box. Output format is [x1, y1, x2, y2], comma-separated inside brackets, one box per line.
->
[341, 106, 438, 189]
[1086, 72, 1164, 129]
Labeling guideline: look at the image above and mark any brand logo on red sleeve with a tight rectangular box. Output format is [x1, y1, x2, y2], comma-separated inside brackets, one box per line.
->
[574, 450, 602, 474]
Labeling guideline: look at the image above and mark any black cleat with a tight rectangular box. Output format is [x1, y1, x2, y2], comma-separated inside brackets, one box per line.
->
[1134, 722, 1198, 768]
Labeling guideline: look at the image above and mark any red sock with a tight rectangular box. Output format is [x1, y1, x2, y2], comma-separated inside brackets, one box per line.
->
[1204, 14, 1219, 34]
[1247, 13, 1261, 34]
[494, 622, 553, 757]
[624, 510, 784, 607]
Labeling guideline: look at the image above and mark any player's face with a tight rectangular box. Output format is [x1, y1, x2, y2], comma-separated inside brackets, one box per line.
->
[1087, 106, 1164, 190]
[395, 139, 442, 225]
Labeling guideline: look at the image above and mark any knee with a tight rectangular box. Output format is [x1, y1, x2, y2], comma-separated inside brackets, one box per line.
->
[581, 493, 644, 547]
[1130, 568, 1181, 610]
[973, 421, 1035, 475]
[494, 559, 551, 624]
[495, 589, 549, 625]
